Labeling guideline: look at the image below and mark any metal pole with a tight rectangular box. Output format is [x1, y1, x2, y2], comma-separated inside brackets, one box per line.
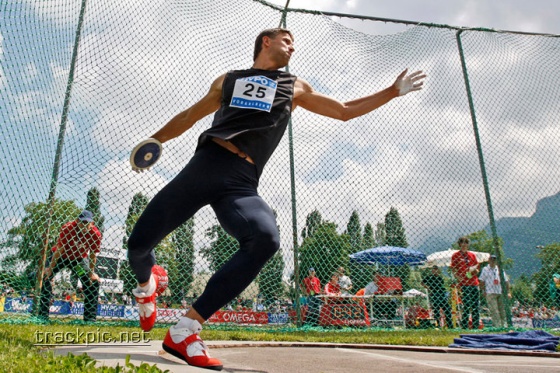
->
[456, 29, 512, 327]
[34, 0, 88, 314]
[278, 0, 290, 28]
[278, 1, 302, 327]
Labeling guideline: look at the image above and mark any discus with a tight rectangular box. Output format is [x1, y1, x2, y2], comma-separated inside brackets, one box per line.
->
[130, 138, 162, 170]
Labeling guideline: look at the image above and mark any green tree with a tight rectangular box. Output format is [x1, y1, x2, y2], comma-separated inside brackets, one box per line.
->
[257, 251, 285, 305]
[345, 210, 363, 254]
[375, 222, 386, 246]
[363, 222, 375, 249]
[384, 207, 408, 248]
[511, 274, 535, 307]
[349, 222, 376, 291]
[119, 193, 150, 295]
[170, 218, 195, 303]
[532, 243, 560, 305]
[301, 210, 322, 239]
[384, 207, 410, 289]
[85, 187, 105, 234]
[257, 210, 285, 305]
[153, 234, 177, 302]
[123, 193, 150, 242]
[298, 221, 351, 287]
[2, 199, 81, 280]
[201, 224, 238, 273]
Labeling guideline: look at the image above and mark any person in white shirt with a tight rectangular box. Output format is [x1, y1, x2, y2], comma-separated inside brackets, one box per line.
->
[479, 255, 511, 328]
[337, 266, 353, 296]
[364, 272, 381, 296]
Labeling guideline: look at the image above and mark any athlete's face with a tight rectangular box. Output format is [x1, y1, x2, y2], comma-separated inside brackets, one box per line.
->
[267, 33, 294, 67]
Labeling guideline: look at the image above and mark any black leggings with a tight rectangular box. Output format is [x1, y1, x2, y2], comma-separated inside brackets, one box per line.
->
[127, 141, 280, 320]
[460, 285, 480, 328]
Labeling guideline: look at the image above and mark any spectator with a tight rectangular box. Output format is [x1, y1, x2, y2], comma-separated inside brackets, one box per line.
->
[39, 210, 101, 322]
[364, 272, 399, 320]
[354, 288, 366, 305]
[336, 266, 353, 296]
[324, 273, 342, 306]
[479, 255, 511, 328]
[364, 272, 381, 296]
[450, 236, 480, 329]
[324, 274, 341, 296]
[421, 265, 454, 328]
[302, 267, 322, 326]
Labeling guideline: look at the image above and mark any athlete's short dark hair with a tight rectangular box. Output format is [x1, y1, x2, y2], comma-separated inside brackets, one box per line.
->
[253, 28, 293, 61]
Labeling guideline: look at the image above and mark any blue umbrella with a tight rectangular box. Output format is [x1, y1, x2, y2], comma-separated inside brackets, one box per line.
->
[349, 246, 427, 266]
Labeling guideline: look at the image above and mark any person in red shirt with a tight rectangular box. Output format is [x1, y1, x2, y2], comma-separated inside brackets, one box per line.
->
[302, 267, 322, 326]
[324, 274, 341, 296]
[450, 236, 480, 329]
[39, 210, 102, 322]
[324, 273, 343, 305]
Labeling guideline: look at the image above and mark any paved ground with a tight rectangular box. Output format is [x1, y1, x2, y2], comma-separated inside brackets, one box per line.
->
[54, 341, 560, 373]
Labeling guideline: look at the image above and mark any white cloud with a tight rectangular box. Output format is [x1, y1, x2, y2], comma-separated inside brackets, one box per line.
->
[22, 63, 39, 85]
[268, 0, 560, 34]
[3, 0, 559, 260]
[100, 224, 126, 250]
[96, 159, 168, 219]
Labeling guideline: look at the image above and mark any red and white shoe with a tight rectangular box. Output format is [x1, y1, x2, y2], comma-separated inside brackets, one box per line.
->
[132, 274, 158, 332]
[162, 321, 223, 371]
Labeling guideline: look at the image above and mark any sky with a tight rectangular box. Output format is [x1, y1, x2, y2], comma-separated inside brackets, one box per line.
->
[1, 0, 559, 278]
[266, 0, 560, 35]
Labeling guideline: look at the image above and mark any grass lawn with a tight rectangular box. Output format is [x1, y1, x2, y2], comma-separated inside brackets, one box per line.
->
[0, 320, 558, 372]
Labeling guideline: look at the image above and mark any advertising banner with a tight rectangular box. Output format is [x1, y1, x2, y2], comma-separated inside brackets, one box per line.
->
[207, 310, 268, 324]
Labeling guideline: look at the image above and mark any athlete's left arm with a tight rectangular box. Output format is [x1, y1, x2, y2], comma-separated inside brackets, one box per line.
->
[293, 69, 425, 121]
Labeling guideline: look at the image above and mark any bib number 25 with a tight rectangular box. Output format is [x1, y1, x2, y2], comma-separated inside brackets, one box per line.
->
[230, 75, 278, 112]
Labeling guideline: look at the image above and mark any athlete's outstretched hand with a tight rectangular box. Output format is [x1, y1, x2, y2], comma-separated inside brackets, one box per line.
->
[394, 69, 426, 96]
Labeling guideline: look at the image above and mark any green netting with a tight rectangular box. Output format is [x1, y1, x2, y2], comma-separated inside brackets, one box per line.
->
[1, 0, 560, 331]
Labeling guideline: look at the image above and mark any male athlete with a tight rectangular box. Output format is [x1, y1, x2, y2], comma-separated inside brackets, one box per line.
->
[128, 28, 425, 370]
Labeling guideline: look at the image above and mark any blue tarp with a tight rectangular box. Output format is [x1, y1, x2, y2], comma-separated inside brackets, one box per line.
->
[449, 330, 559, 352]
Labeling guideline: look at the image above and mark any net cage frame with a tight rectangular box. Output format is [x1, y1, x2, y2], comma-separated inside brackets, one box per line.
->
[1, 0, 560, 329]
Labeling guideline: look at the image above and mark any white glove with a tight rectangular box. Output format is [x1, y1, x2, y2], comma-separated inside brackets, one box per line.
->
[394, 69, 426, 96]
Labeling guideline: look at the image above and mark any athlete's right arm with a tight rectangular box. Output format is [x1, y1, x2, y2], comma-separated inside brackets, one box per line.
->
[150, 74, 225, 143]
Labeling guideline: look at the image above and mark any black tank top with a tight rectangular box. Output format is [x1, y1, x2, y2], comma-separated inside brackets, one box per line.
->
[197, 68, 297, 178]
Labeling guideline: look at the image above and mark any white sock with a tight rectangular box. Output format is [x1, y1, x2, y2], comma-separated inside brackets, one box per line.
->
[133, 275, 156, 296]
[170, 317, 203, 343]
